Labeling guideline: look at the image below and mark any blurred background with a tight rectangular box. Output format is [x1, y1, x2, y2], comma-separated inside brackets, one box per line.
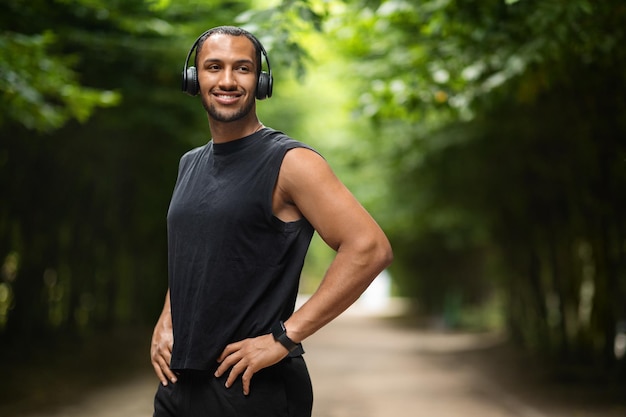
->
[1, 0, 625, 414]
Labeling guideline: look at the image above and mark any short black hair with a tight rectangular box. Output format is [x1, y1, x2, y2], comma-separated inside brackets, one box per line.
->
[195, 26, 263, 77]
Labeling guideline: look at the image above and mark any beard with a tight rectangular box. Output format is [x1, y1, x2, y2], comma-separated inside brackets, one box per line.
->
[201, 91, 256, 123]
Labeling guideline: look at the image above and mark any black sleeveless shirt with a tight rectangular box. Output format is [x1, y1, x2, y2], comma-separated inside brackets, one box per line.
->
[167, 128, 316, 371]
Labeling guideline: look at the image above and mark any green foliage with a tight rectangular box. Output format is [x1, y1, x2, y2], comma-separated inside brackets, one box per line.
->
[0, 0, 253, 341]
[325, 0, 626, 374]
[0, 0, 183, 132]
[235, 0, 328, 79]
[331, 0, 618, 123]
[0, 31, 120, 132]
[0, 0, 327, 345]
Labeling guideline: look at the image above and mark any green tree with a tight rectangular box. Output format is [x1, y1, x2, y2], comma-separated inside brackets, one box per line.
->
[328, 0, 626, 375]
[0, 0, 325, 346]
[0, 0, 251, 342]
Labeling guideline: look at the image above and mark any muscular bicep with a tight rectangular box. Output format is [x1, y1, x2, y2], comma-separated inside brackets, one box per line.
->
[278, 148, 381, 251]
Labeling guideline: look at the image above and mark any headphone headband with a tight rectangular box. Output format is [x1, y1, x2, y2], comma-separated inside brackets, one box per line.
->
[181, 27, 273, 100]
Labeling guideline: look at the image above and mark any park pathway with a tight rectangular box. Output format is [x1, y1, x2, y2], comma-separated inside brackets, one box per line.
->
[17, 304, 625, 417]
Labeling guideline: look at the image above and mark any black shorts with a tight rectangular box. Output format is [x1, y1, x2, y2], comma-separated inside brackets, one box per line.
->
[153, 356, 313, 417]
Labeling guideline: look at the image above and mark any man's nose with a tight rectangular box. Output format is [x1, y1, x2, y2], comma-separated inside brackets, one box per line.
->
[219, 68, 237, 89]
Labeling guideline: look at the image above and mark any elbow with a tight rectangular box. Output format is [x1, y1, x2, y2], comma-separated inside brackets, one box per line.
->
[361, 235, 393, 273]
[340, 231, 394, 272]
[377, 238, 394, 270]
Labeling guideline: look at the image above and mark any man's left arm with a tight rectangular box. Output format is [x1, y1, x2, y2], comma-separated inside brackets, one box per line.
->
[279, 148, 393, 343]
[215, 148, 393, 394]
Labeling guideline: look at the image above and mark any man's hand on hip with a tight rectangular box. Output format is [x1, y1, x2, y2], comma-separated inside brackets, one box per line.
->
[150, 311, 177, 386]
[215, 334, 289, 395]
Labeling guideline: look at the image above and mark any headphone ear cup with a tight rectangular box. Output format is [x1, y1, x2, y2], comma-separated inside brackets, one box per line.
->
[183, 66, 199, 96]
[256, 71, 273, 100]
[266, 71, 273, 98]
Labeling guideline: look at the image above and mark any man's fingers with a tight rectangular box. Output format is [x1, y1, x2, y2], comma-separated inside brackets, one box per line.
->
[214, 335, 284, 395]
[216, 342, 240, 363]
[150, 306, 175, 385]
[151, 349, 177, 385]
[163, 364, 178, 384]
[225, 360, 249, 390]
[215, 349, 241, 378]
[161, 348, 172, 366]
[151, 361, 168, 386]
[222, 356, 260, 395]
[241, 367, 255, 396]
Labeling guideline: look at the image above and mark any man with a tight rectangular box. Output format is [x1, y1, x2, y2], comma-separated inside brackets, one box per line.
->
[150, 26, 393, 417]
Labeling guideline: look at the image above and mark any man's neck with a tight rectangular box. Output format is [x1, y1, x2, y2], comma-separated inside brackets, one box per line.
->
[209, 117, 264, 144]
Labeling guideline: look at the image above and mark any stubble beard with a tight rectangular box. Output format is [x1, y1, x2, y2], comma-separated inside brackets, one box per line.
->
[201, 92, 256, 123]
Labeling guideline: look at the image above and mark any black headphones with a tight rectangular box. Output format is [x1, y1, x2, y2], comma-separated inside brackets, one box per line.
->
[181, 28, 273, 100]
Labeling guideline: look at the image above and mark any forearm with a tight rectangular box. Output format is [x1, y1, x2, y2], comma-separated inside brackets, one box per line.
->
[285, 239, 392, 343]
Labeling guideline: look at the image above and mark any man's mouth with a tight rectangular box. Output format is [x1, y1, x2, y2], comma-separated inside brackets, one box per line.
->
[212, 92, 242, 104]
[215, 93, 239, 98]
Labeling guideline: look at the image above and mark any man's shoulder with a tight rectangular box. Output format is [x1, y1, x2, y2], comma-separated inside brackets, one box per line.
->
[175, 143, 211, 174]
[181, 142, 210, 160]
[262, 128, 317, 154]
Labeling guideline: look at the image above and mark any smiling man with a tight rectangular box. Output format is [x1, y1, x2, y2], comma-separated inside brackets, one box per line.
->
[150, 26, 393, 417]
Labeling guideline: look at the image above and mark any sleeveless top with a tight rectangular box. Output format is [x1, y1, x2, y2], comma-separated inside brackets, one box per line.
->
[167, 128, 316, 371]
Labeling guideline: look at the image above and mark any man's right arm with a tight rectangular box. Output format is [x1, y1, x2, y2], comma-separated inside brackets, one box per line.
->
[150, 289, 177, 385]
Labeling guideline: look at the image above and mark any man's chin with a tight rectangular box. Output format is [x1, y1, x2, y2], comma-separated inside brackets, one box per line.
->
[203, 101, 254, 123]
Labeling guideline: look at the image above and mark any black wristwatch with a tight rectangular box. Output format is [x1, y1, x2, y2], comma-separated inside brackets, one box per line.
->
[271, 320, 301, 353]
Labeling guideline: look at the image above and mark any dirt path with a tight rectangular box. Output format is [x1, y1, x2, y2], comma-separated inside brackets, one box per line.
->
[306, 313, 624, 417]
[13, 309, 626, 417]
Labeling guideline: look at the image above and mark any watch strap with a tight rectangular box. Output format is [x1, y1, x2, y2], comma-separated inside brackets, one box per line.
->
[271, 321, 305, 356]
